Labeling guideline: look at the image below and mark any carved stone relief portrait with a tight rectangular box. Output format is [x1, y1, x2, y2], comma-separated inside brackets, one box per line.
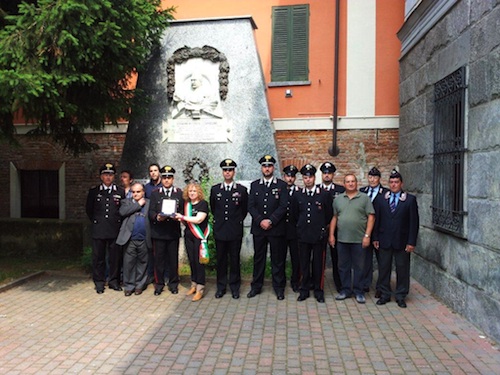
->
[167, 46, 229, 120]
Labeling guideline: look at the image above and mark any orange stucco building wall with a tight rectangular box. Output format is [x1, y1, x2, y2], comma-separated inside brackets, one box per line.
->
[162, 0, 403, 120]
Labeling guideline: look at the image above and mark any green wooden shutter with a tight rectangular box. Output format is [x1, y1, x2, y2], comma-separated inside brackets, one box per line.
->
[271, 5, 309, 82]
[291, 5, 309, 81]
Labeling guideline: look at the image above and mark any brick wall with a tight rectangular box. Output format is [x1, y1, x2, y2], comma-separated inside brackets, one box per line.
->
[0, 128, 398, 220]
[275, 128, 399, 186]
[0, 133, 126, 220]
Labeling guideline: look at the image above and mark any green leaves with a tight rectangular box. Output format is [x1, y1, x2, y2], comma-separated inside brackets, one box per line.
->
[0, 0, 175, 155]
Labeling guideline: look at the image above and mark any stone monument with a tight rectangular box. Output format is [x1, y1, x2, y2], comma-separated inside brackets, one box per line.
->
[121, 16, 280, 184]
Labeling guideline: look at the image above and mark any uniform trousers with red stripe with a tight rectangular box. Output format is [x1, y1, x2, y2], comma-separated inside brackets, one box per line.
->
[298, 241, 326, 297]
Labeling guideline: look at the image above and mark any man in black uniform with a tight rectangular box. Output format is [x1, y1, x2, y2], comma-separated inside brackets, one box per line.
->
[86, 163, 126, 294]
[247, 155, 288, 300]
[282, 164, 300, 292]
[292, 164, 333, 303]
[210, 159, 248, 299]
[317, 162, 345, 292]
[360, 167, 388, 297]
[148, 165, 184, 296]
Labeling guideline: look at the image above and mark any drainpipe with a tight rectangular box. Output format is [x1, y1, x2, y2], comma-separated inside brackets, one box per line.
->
[329, 0, 340, 157]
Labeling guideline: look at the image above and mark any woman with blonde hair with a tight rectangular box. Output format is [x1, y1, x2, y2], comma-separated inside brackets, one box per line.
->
[175, 182, 210, 301]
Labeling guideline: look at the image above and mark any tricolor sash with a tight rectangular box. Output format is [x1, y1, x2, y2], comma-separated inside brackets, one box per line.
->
[185, 202, 211, 264]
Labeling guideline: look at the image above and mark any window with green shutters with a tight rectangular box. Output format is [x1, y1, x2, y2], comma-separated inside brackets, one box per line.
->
[271, 4, 309, 83]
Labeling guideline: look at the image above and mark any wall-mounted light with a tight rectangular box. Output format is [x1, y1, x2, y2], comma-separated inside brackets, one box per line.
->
[285, 89, 292, 98]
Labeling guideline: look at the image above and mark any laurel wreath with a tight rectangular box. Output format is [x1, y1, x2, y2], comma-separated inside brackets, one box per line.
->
[183, 157, 210, 184]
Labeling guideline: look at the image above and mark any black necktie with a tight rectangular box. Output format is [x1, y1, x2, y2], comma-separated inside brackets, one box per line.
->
[369, 188, 374, 200]
[166, 189, 171, 198]
[308, 190, 313, 197]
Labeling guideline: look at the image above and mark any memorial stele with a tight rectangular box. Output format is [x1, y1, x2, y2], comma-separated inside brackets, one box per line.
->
[121, 17, 280, 185]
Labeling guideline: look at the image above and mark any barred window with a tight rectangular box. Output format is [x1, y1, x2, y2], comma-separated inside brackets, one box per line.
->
[271, 4, 309, 83]
[432, 66, 467, 236]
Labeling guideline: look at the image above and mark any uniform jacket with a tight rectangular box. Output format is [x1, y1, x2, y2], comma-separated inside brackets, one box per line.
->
[210, 182, 248, 241]
[372, 190, 419, 249]
[116, 198, 152, 248]
[285, 185, 300, 240]
[317, 183, 345, 199]
[86, 184, 125, 239]
[248, 177, 288, 236]
[360, 185, 388, 204]
[148, 186, 184, 240]
[291, 187, 333, 244]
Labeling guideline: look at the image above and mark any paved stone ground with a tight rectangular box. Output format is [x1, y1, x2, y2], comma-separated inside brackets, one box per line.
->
[0, 271, 499, 375]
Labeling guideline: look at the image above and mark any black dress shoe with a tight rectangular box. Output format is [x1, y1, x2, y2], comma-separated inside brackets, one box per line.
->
[247, 289, 260, 298]
[297, 294, 309, 301]
[277, 292, 285, 300]
[376, 298, 390, 305]
[396, 299, 407, 308]
[215, 291, 225, 299]
[154, 289, 162, 296]
[232, 292, 240, 299]
[134, 289, 143, 295]
[292, 285, 299, 293]
[124, 290, 133, 296]
[110, 286, 123, 291]
[374, 290, 382, 298]
[316, 295, 325, 303]
[170, 289, 179, 294]
[96, 289, 104, 294]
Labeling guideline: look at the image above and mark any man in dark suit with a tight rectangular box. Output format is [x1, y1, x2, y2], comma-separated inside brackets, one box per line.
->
[359, 167, 388, 297]
[292, 164, 333, 303]
[282, 164, 300, 292]
[317, 162, 345, 292]
[86, 163, 126, 294]
[247, 155, 288, 300]
[210, 159, 248, 299]
[148, 165, 184, 296]
[116, 182, 151, 296]
[373, 170, 419, 308]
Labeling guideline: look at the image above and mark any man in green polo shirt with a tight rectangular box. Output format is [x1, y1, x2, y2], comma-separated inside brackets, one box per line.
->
[328, 174, 375, 304]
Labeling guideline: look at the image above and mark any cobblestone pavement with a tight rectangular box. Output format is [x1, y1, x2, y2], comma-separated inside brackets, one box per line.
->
[0, 271, 499, 375]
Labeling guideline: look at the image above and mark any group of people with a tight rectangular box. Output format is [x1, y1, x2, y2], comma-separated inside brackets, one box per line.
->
[86, 155, 419, 307]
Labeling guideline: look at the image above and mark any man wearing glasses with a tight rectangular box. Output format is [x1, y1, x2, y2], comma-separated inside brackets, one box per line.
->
[148, 166, 184, 296]
[117, 183, 151, 296]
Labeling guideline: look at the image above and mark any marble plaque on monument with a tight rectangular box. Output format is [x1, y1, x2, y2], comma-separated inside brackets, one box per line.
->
[163, 118, 231, 143]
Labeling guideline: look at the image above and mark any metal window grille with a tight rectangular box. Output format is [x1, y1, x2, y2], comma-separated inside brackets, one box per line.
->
[432, 66, 467, 235]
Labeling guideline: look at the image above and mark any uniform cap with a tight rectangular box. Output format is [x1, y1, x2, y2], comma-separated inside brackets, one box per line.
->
[259, 155, 276, 166]
[320, 162, 336, 173]
[160, 165, 176, 176]
[300, 164, 317, 176]
[100, 163, 116, 174]
[390, 169, 402, 180]
[220, 159, 237, 169]
[283, 165, 298, 177]
[368, 167, 381, 177]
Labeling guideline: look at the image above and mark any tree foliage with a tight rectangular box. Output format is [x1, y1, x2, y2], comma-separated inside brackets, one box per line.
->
[0, 0, 174, 155]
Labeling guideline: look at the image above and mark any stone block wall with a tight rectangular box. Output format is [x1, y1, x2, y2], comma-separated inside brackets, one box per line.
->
[399, 0, 500, 343]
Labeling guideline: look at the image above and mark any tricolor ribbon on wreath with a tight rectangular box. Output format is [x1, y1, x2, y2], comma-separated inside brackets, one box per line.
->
[184, 202, 211, 264]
